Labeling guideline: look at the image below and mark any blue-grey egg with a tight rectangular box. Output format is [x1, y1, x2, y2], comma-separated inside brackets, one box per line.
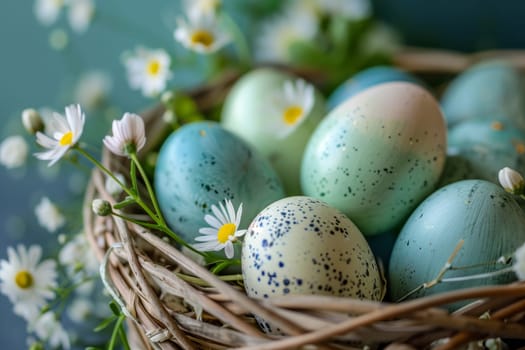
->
[327, 66, 424, 111]
[302, 82, 447, 236]
[389, 180, 525, 308]
[242, 196, 383, 303]
[441, 60, 525, 128]
[154, 121, 284, 245]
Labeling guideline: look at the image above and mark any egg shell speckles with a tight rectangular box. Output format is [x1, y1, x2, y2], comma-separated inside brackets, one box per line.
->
[241, 196, 383, 301]
[301, 82, 447, 235]
[388, 180, 525, 308]
[154, 121, 285, 245]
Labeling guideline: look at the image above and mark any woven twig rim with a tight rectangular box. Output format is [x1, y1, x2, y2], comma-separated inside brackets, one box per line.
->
[84, 50, 525, 350]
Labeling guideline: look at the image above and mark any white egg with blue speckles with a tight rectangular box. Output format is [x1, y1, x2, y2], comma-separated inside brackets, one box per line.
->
[241, 196, 383, 304]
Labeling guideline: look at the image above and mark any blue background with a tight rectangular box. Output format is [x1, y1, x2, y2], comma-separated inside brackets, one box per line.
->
[1, 0, 525, 348]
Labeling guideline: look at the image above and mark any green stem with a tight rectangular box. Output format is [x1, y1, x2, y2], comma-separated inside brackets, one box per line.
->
[118, 322, 131, 350]
[107, 315, 125, 350]
[220, 12, 252, 67]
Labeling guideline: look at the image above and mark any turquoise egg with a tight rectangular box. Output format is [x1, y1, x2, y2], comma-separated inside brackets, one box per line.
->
[441, 61, 525, 128]
[221, 68, 326, 195]
[154, 121, 285, 245]
[389, 180, 525, 307]
[437, 119, 525, 186]
[327, 66, 424, 111]
[301, 82, 447, 236]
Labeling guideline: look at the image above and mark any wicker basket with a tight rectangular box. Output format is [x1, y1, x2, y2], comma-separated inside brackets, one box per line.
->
[84, 49, 525, 350]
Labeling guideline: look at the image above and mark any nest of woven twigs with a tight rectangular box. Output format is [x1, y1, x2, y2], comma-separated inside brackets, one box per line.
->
[84, 49, 525, 350]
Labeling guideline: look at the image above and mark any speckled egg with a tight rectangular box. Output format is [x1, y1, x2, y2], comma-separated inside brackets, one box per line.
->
[389, 180, 525, 308]
[441, 60, 525, 129]
[327, 66, 424, 111]
[301, 82, 447, 235]
[221, 68, 326, 195]
[242, 196, 383, 305]
[154, 121, 284, 245]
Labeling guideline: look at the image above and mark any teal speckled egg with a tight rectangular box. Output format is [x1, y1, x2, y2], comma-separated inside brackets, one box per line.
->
[154, 121, 285, 245]
[301, 82, 447, 236]
[221, 68, 326, 195]
[242, 196, 383, 301]
[389, 180, 525, 307]
[441, 61, 525, 129]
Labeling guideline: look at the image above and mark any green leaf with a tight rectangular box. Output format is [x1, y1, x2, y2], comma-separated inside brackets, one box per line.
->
[109, 300, 121, 316]
[94, 315, 118, 332]
[113, 196, 136, 210]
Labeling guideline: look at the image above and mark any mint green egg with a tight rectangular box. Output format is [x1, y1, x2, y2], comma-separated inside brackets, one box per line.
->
[221, 68, 326, 195]
[301, 82, 446, 235]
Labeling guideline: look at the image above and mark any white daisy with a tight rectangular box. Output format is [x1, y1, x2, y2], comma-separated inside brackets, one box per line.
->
[0, 135, 29, 169]
[59, 233, 99, 276]
[103, 113, 146, 157]
[66, 0, 95, 33]
[67, 297, 92, 323]
[22, 108, 45, 135]
[272, 79, 315, 138]
[31, 311, 71, 349]
[74, 70, 111, 110]
[34, 0, 64, 26]
[124, 47, 172, 97]
[0, 245, 57, 320]
[174, 11, 230, 54]
[194, 199, 246, 259]
[34, 104, 85, 167]
[35, 197, 65, 233]
[498, 167, 525, 195]
[255, 5, 318, 63]
[513, 242, 525, 280]
[184, 0, 220, 19]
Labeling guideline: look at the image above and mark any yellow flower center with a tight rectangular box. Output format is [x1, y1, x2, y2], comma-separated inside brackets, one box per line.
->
[190, 30, 214, 47]
[15, 270, 33, 289]
[147, 59, 161, 76]
[283, 105, 303, 125]
[59, 131, 74, 146]
[217, 223, 236, 244]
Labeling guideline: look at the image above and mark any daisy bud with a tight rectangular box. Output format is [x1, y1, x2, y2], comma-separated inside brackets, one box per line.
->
[498, 167, 525, 195]
[22, 108, 45, 135]
[513, 241, 525, 281]
[92, 199, 112, 216]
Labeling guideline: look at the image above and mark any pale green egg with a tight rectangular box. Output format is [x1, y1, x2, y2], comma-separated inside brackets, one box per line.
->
[301, 82, 447, 236]
[221, 68, 326, 195]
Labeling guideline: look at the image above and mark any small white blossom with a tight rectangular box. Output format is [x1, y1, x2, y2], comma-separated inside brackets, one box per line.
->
[105, 172, 126, 197]
[92, 198, 112, 216]
[34, 0, 64, 26]
[194, 199, 246, 259]
[66, 0, 95, 33]
[67, 297, 93, 323]
[103, 113, 146, 157]
[0, 135, 29, 169]
[272, 79, 315, 138]
[22, 109, 45, 135]
[59, 233, 99, 277]
[184, 0, 220, 19]
[48, 28, 69, 50]
[255, 5, 318, 63]
[35, 197, 65, 233]
[124, 47, 172, 97]
[513, 242, 525, 280]
[31, 311, 71, 349]
[34, 104, 85, 166]
[498, 167, 525, 195]
[0, 245, 57, 321]
[74, 71, 111, 110]
[174, 11, 230, 54]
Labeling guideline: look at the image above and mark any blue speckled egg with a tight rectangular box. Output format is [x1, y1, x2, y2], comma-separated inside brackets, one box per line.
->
[242, 196, 383, 306]
[302, 82, 447, 236]
[221, 68, 326, 195]
[327, 66, 424, 111]
[441, 60, 525, 128]
[154, 121, 285, 245]
[437, 119, 525, 186]
[389, 180, 525, 307]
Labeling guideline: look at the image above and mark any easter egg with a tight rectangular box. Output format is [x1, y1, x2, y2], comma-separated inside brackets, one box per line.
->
[301, 82, 447, 235]
[242, 196, 383, 302]
[441, 60, 525, 128]
[221, 68, 326, 195]
[437, 119, 525, 186]
[154, 121, 285, 246]
[389, 180, 525, 307]
[327, 66, 424, 110]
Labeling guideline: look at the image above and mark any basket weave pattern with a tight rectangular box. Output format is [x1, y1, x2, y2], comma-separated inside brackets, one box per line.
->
[84, 52, 525, 350]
